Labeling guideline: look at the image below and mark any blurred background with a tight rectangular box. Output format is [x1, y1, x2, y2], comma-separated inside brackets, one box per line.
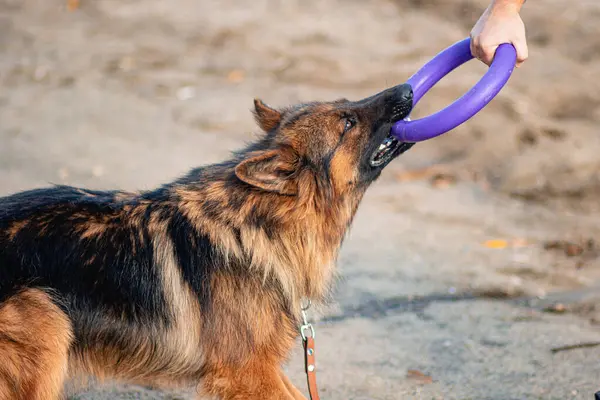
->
[2, 0, 600, 399]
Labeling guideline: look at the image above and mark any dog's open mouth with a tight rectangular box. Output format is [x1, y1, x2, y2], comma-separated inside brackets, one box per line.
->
[369, 133, 414, 168]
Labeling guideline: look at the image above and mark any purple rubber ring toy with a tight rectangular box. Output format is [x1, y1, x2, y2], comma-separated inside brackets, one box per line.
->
[391, 37, 517, 143]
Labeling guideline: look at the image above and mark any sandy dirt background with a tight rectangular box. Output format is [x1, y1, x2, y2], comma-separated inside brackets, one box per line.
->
[2, 0, 600, 399]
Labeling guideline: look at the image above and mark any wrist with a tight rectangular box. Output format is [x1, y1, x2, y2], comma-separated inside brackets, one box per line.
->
[490, 0, 525, 13]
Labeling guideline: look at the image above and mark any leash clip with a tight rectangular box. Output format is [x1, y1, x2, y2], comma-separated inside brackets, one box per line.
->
[300, 299, 315, 340]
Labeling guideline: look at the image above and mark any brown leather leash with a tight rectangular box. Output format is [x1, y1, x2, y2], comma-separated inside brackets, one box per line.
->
[303, 336, 320, 400]
[300, 300, 320, 400]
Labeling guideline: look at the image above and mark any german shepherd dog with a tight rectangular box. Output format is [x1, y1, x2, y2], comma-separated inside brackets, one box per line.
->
[0, 83, 413, 399]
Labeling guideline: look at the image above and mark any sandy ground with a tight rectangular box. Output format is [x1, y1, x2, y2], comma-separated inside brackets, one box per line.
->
[2, 0, 600, 399]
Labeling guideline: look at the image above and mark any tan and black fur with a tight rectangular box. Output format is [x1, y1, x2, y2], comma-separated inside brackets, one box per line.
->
[0, 83, 414, 399]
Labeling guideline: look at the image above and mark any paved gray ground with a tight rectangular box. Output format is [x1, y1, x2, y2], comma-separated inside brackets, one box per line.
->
[2, 1, 600, 399]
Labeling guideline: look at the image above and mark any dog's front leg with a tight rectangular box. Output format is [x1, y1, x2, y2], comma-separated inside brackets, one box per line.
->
[200, 362, 299, 400]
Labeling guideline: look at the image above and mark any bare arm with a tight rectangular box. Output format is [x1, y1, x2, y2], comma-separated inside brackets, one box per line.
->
[470, 0, 528, 67]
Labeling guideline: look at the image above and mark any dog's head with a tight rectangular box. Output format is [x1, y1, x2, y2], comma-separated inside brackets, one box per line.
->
[235, 84, 414, 197]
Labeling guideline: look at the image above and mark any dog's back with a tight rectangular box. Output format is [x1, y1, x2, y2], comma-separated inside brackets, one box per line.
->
[0, 186, 167, 317]
[0, 186, 136, 399]
[0, 185, 208, 398]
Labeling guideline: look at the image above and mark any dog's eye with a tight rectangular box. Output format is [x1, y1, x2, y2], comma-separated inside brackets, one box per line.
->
[343, 117, 356, 133]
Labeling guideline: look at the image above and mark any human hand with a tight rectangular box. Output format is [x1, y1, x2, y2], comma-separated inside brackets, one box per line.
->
[470, 1, 528, 67]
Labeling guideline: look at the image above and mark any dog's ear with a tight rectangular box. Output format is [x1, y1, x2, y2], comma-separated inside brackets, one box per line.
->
[235, 148, 298, 195]
[253, 99, 282, 132]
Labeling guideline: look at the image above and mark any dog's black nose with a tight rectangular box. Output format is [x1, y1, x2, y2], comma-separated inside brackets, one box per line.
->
[392, 83, 413, 104]
[387, 83, 413, 122]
